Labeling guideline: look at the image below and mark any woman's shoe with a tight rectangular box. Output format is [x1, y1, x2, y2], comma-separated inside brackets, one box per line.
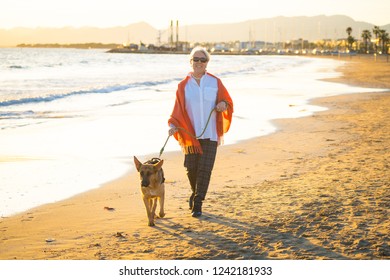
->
[191, 211, 202, 217]
[191, 201, 202, 217]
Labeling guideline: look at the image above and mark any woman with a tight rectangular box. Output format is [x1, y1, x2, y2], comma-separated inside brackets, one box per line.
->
[168, 46, 233, 217]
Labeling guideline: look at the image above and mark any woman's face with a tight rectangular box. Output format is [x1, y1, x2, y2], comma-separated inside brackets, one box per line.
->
[191, 51, 208, 75]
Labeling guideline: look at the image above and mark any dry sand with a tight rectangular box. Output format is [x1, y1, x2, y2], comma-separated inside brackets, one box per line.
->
[0, 55, 389, 260]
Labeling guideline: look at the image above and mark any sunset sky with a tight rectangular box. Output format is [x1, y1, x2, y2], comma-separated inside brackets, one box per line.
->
[2, 0, 389, 29]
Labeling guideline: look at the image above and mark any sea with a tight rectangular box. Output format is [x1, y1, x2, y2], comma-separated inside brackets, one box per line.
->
[0, 48, 382, 217]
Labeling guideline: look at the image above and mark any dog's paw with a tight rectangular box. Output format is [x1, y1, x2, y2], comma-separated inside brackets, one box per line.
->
[159, 213, 165, 218]
[148, 221, 155, 226]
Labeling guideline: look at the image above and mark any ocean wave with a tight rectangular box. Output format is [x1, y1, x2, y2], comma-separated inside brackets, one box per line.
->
[8, 65, 25, 69]
[0, 110, 57, 120]
[0, 78, 178, 107]
[217, 66, 256, 78]
[0, 110, 35, 119]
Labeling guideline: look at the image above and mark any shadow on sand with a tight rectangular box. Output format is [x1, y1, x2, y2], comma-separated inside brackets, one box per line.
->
[154, 212, 347, 260]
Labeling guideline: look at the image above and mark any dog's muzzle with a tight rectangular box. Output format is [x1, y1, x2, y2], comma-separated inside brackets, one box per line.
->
[141, 179, 150, 188]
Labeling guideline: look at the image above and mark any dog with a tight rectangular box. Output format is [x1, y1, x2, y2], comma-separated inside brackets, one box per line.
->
[133, 156, 165, 226]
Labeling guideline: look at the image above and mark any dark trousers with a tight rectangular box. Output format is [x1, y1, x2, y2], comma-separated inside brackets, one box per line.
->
[184, 139, 218, 210]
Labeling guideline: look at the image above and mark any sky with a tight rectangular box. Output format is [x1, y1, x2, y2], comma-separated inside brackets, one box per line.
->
[1, 0, 389, 29]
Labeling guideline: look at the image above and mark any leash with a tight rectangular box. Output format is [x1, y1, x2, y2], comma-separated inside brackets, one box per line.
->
[158, 107, 216, 158]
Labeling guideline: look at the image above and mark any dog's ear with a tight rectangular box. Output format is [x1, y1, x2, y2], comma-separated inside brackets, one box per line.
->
[154, 159, 164, 171]
[134, 156, 142, 171]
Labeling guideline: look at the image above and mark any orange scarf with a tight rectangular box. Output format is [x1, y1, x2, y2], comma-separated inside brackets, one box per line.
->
[168, 73, 233, 154]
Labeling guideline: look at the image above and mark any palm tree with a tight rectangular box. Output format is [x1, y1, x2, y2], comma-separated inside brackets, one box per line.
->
[378, 29, 390, 54]
[373, 26, 381, 38]
[373, 26, 381, 53]
[346, 27, 352, 36]
[346, 27, 354, 51]
[361, 30, 372, 53]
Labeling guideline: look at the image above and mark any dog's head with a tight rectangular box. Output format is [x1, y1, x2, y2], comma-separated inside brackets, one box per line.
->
[134, 156, 164, 187]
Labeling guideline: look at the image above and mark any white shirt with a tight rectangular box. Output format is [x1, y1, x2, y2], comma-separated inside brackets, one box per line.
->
[185, 72, 218, 141]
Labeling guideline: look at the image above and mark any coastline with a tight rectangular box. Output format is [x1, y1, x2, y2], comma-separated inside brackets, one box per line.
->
[0, 56, 389, 260]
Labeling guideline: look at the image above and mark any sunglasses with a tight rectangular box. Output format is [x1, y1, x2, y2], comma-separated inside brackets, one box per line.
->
[192, 57, 208, 63]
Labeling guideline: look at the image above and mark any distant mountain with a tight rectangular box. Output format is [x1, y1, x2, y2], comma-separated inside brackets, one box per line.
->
[183, 15, 389, 43]
[0, 15, 388, 47]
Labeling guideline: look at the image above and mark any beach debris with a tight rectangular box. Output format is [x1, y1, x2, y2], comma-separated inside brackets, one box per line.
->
[89, 243, 101, 248]
[115, 232, 126, 238]
[94, 252, 106, 260]
[45, 238, 56, 243]
[114, 232, 128, 242]
[104, 206, 115, 211]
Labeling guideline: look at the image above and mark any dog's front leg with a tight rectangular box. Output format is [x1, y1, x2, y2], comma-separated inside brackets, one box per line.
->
[159, 191, 165, 218]
[143, 196, 155, 226]
[151, 198, 158, 219]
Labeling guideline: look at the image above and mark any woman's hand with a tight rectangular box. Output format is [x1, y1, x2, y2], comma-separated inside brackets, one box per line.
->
[215, 101, 228, 112]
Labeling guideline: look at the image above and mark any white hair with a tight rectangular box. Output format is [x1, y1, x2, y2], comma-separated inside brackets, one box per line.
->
[189, 46, 210, 62]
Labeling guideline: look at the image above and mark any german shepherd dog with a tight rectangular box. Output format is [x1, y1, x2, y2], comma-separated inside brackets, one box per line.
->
[133, 157, 165, 226]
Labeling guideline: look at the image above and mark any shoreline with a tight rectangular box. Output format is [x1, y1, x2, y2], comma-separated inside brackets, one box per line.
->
[0, 56, 389, 260]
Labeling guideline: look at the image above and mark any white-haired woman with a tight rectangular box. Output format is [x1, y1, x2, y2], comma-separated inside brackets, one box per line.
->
[168, 46, 234, 217]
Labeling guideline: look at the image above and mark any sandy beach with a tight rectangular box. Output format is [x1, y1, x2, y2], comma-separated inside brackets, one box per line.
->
[0, 55, 389, 260]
